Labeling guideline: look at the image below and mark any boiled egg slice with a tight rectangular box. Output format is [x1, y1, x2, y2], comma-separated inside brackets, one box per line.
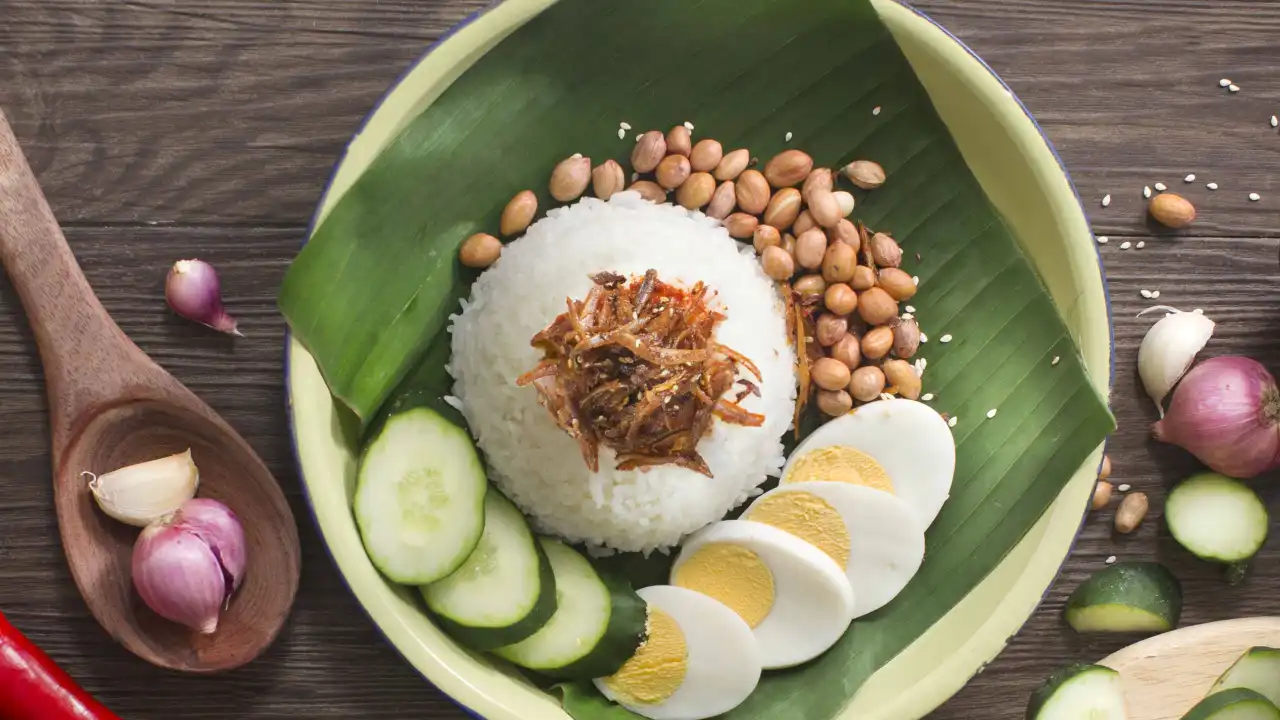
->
[744, 481, 925, 618]
[594, 585, 762, 720]
[781, 398, 955, 529]
[669, 520, 855, 670]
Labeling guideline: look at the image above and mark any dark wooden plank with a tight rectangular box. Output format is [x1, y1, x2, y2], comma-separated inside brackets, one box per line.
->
[0, 0, 1277, 236]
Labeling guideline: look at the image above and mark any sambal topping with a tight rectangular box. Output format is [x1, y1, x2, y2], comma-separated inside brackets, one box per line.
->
[517, 269, 764, 476]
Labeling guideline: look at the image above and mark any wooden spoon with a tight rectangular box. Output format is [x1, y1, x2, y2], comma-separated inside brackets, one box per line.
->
[0, 109, 301, 672]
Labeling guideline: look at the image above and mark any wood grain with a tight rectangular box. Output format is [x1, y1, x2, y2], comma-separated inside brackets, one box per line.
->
[0, 0, 1276, 718]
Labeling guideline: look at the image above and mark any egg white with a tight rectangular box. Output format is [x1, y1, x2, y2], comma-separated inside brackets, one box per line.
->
[745, 481, 925, 618]
[671, 520, 855, 670]
[594, 585, 762, 720]
[781, 398, 955, 529]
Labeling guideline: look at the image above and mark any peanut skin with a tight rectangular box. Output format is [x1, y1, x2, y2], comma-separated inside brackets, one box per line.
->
[1091, 481, 1113, 511]
[1114, 492, 1149, 534]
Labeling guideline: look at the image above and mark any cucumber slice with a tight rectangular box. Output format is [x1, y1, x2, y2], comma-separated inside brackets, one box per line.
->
[422, 491, 556, 650]
[1065, 562, 1182, 634]
[1183, 689, 1280, 720]
[355, 407, 488, 585]
[494, 539, 646, 680]
[1026, 663, 1127, 719]
[1211, 648, 1280, 707]
[1167, 473, 1269, 564]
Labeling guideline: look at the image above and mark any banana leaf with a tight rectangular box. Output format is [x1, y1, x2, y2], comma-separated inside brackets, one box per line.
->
[279, 0, 1115, 716]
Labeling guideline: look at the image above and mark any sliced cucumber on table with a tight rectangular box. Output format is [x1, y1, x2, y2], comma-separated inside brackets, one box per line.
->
[355, 406, 488, 585]
[1026, 663, 1127, 720]
[1167, 473, 1268, 570]
[494, 538, 646, 680]
[1064, 561, 1182, 634]
[1182, 688, 1280, 720]
[422, 491, 557, 650]
[1210, 647, 1280, 707]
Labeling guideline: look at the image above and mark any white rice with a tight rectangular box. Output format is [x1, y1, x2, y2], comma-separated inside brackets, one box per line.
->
[449, 192, 796, 554]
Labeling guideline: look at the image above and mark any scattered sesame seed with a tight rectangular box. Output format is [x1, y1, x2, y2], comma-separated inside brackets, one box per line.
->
[1207, 182, 1219, 191]
[1272, 116, 1279, 128]
[986, 408, 998, 419]
[1141, 289, 1153, 299]
[785, 131, 793, 142]
[947, 416, 958, 428]
[922, 393, 935, 402]
[1101, 194, 1112, 207]
[1154, 182, 1167, 191]
[873, 106, 882, 116]
[1194, 308, 1204, 314]
[1250, 192, 1262, 202]
[901, 312, 914, 320]
[571, 152, 583, 159]
[1136, 241, 1146, 248]
[1143, 186, 1152, 199]
[920, 333, 928, 343]
[1052, 356, 1061, 366]
[905, 305, 917, 313]
[1105, 556, 1117, 565]
[880, 393, 896, 402]
[617, 128, 626, 139]
[684, 121, 694, 131]
[1096, 236, 1109, 244]
[1230, 84, 1241, 93]
[915, 358, 927, 376]
[1152, 290, 1161, 299]
[1120, 241, 1132, 249]
[619, 122, 632, 131]
[635, 134, 642, 142]
[912, 275, 920, 286]
[1185, 174, 1196, 182]
[1118, 483, 1131, 492]
[1220, 78, 1232, 87]
[940, 334, 953, 343]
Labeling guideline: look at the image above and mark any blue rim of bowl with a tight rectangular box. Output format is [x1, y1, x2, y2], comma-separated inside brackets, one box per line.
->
[282, 2, 1117, 719]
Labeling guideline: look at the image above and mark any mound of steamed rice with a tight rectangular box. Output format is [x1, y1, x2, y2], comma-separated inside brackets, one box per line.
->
[448, 192, 796, 554]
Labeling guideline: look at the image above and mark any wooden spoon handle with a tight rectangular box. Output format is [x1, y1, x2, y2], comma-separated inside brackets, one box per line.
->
[0, 109, 152, 455]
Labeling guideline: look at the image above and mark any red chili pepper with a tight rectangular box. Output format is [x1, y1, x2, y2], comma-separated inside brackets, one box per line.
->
[0, 611, 120, 719]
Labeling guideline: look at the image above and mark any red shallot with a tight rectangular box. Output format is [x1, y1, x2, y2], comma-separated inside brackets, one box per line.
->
[165, 259, 242, 336]
[1153, 356, 1280, 479]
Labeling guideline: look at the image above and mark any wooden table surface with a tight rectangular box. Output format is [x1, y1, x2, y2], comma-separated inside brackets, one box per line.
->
[1, 1, 1278, 718]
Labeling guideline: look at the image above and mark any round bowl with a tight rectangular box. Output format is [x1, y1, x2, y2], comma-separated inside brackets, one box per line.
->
[285, 1, 1113, 718]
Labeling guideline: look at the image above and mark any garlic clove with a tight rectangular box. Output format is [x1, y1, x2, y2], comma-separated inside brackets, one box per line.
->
[1137, 306, 1215, 417]
[87, 449, 200, 527]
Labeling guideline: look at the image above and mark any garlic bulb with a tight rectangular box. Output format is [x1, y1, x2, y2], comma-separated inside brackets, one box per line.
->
[86, 449, 200, 527]
[1137, 306, 1215, 416]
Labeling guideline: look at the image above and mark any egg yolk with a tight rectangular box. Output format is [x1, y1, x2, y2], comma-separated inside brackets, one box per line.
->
[672, 543, 776, 629]
[746, 491, 851, 569]
[783, 446, 894, 494]
[603, 608, 688, 705]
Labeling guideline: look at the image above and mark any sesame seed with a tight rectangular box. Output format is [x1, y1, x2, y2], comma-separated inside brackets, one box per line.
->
[1207, 182, 1219, 191]
[912, 275, 920, 286]
[1250, 193, 1262, 202]
[1118, 483, 1131, 492]
[873, 106, 882, 116]
[914, 358, 927, 376]
[920, 333, 928, 343]
[1272, 116, 1279, 128]
[901, 312, 914, 320]
[635, 134, 642, 142]
[785, 131, 793, 142]
[619, 122, 632, 131]
[1230, 84, 1241, 93]
[1185, 174, 1196, 182]
[1136, 241, 1146, 248]
[1194, 308, 1204, 314]
[1101, 194, 1112, 207]
[947, 416, 958, 428]
[940, 334, 953, 343]
[1152, 290, 1161, 299]
[1120, 241, 1132, 249]
[986, 408, 998, 419]
[880, 393, 895, 402]
[1154, 182, 1167, 191]
[1096, 236, 1109, 244]
[684, 121, 694, 131]
[1143, 186, 1152, 198]
[1141, 289, 1153, 299]
[631, 172, 639, 182]
[617, 128, 626, 139]
[1105, 556, 1117, 565]
[1220, 79, 1232, 87]
[1052, 356, 1061, 366]
[922, 393, 935, 401]
[571, 152, 583, 159]
[905, 305, 916, 313]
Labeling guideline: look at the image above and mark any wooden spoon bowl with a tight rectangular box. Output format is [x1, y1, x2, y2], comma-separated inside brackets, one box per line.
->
[0, 109, 301, 672]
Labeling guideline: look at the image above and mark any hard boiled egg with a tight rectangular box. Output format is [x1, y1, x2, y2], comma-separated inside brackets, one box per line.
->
[744, 481, 925, 618]
[669, 520, 855, 670]
[781, 398, 955, 529]
[595, 585, 762, 720]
